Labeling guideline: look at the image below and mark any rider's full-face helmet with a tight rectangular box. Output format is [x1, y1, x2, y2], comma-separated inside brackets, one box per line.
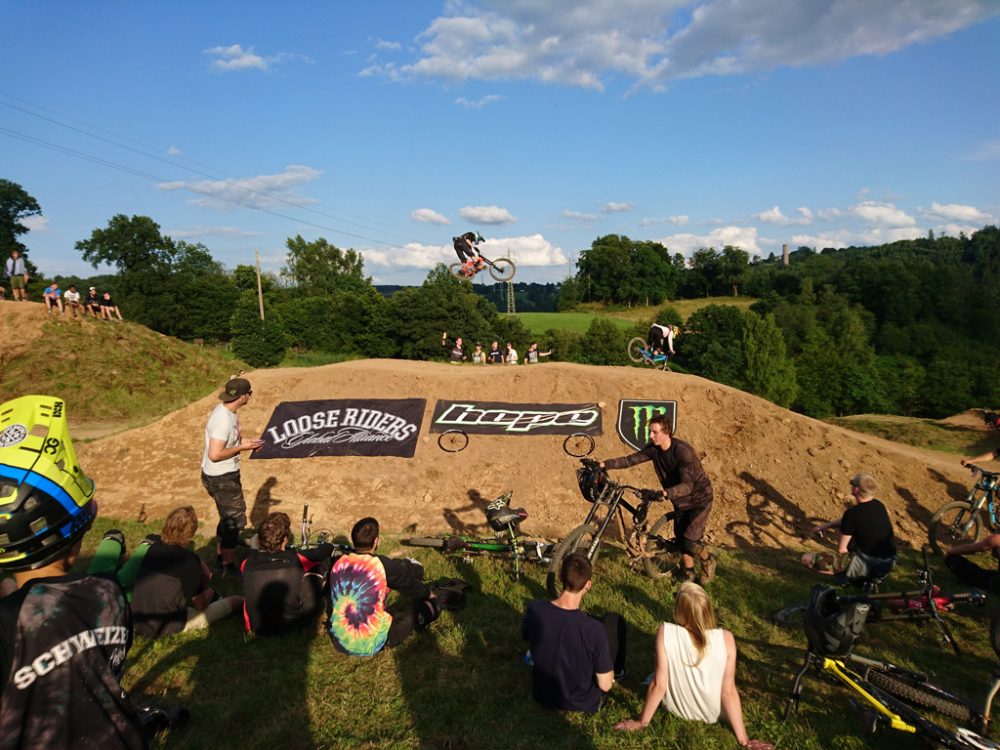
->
[0, 395, 96, 572]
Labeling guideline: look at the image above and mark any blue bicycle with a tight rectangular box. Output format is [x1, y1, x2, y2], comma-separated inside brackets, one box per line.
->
[627, 336, 672, 371]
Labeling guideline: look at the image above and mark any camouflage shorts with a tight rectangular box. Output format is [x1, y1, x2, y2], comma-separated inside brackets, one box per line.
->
[200, 470, 247, 530]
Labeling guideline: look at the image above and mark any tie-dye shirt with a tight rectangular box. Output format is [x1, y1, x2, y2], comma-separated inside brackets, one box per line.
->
[327, 554, 392, 656]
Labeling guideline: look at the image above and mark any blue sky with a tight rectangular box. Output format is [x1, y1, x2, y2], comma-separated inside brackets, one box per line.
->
[3, 1, 999, 285]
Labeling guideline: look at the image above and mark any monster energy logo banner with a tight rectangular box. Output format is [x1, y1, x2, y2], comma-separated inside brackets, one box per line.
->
[617, 400, 678, 451]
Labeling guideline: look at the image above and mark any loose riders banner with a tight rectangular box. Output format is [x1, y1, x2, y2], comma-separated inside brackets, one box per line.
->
[430, 401, 602, 435]
[617, 400, 678, 451]
[252, 399, 425, 458]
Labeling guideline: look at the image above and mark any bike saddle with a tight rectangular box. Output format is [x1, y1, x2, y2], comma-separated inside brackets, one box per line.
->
[486, 504, 527, 532]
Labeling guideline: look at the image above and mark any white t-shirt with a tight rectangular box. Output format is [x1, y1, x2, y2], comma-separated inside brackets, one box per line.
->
[661, 623, 728, 723]
[201, 403, 241, 476]
[64, 290, 81, 304]
[507, 348, 519, 365]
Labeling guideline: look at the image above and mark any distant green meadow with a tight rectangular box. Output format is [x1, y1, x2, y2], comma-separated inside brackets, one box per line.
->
[510, 312, 638, 336]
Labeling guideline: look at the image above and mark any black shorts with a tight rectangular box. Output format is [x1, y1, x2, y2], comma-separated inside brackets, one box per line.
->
[674, 502, 712, 542]
[201, 470, 247, 531]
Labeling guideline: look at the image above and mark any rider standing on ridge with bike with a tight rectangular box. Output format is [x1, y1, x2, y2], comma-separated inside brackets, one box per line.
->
[597, 414, 717, 584]
[801, 474, 896, 580]
[452, 231, 485, 271]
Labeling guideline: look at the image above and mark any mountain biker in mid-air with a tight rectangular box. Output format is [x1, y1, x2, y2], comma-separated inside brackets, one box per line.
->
[452, 231, 485, 274]
[649, 323, 677, 357]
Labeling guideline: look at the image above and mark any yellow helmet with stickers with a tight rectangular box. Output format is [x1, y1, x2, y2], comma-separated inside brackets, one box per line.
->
[0, 395, 96, 571]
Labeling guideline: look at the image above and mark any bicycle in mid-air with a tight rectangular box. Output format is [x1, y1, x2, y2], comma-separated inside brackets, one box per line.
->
[449, 251, 516, 282]
[784, 583, 1000, 748]
[626, 336, 672, 371]
[544, 460, 682, 598]
[928, 464, 1000, 556]
[402, 491, 554, 579]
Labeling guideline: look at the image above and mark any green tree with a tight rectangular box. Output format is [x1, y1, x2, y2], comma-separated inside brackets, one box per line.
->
[579, 318, 626, 366]
[230, 290, 288, 367]
[719, 245, 749, 296]
[0, 179, 41, 256]
[282, 235, 368, 295]
[680, 305, 746, 387]
[742, 311, 797, 407]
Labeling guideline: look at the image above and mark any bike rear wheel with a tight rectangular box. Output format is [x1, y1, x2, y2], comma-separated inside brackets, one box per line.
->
[437, 429, 469, 452]
[546, 523, 602, 599]
[563, 432, 596, 457]
[449, 262, 473, 280]
[643, 513, 683, 580]
[627, 337, 647, 364]
[866, 669, 972, 723]
[928, 501, 983, 556]
[403, 537, 448, 549]
[488, 257, 515, 282]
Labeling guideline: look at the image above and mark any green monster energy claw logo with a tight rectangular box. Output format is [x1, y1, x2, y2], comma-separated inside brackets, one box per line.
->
[617, 400, 678, 451]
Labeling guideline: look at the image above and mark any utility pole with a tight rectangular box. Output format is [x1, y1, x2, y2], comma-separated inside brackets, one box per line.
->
[255, 250, 265, 320]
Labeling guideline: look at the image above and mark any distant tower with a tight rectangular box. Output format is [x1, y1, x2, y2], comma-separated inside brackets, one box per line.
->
[782, 244, 789, 266]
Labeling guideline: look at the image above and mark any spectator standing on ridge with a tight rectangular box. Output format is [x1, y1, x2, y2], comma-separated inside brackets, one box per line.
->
[242, 512, 334, 636]
[101, 290, 124, 320]
[4, 249, 29, 302]
[525, 342, 552, 364]
[129, 506, 242, 638]
[802, 473, 896, 580]
[613, 582, 773, 750]
[201, 377, 264, 577]
[43, 282, 64, 316]
[487, 340, 503, 364]
[522, 553, 626, 713]
[64, 284, 82, 318]
[506, 341, 519, 365]
[86, 286, 103, 317]
[472, 343, 485, 364]
[598, 414, 717, 584]
[441, 332, 465, 363]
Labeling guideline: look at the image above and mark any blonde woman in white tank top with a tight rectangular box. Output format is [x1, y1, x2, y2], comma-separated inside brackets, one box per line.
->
[614, 583, 772, 750]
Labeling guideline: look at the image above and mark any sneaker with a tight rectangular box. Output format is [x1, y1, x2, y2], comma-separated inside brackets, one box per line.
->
[698, 558, 717, 585]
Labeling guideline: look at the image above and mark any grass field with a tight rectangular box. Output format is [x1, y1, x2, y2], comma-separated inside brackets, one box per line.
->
[514, 312, 639, 335]
[25, 515, 998, 750]
[827, 414, 998, 456]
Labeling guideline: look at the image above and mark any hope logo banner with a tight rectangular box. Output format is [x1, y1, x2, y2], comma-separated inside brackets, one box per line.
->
[616, 400, 678, 451]
[430, 401, 602, 435]
[252, 399, 425, 458]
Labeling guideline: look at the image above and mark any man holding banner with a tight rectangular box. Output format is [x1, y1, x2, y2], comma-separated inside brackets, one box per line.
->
[598, 414, 716, 584]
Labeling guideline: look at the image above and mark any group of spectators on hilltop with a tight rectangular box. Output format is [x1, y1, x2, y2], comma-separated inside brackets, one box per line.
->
[442, 332, 551, 365]
[4, 248, 123, 319]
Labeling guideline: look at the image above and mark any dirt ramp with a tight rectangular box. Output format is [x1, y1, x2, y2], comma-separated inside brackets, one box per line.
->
[77, 359, 976, 549]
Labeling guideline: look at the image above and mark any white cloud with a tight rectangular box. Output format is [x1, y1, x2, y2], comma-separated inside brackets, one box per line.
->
[362, 233, 567, 269]
[203, 44, 308, 72]
[21, 215, 49, 233]
[817, 207, 844, 221]
[367, 2, 999, 90]
[410, 208, 451, 225]
[562, 209, 598, 222]
[921, 201, 993, 224]
[455, 94, 505, 109]
[962, 139, 1000, 161]
[850, 200, 917, 227]
[640, 215, 689, 227]
[167, 226, 265, 239]
[374, 38, 402, 51]
[790, 224, 925, 250]
[603, 201, 634, 213]
[935, 223, 985, 237]
[157, 164, 322, 211]
[166, 146, 182, 157]
[656, 225, 761, 257]
[459, 205, 516, 224]
[755, 205, 813, 226]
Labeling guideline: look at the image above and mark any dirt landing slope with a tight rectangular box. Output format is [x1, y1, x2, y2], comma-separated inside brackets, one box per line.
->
[77, 360, 988, 550]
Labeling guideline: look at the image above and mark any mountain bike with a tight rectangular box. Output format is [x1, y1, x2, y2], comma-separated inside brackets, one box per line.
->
[297, 503, 352, 554]
[928, 464, 1000, 555]
[626, 336, 671, 371]
[402, 491, 554, 579]
[784, 585, 1000, 748]
[544, 461, 681, 598]
[449, 253, 516, 282]
[776, 548, 986, 656]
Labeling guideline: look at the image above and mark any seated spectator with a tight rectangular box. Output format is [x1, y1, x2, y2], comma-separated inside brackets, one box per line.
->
[86, 286, 103, 317]
[101, 290, 124, 320]
[614, 582, 772, 750]
[242, 512, 334, 636]
[0, 286, 6, 301]
[42, 282, 64, 316]
[327, 517, 443, 656]
[64, 284, 82, 318]
[945, 535, 1000, 593]
[130, 506, 242, 638]
[521, 553, 626, 714]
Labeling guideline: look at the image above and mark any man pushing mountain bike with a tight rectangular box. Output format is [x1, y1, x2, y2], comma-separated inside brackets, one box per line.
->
[595, 415, 716, 584]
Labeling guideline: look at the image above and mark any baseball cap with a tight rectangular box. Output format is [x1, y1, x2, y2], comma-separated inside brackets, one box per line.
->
[89, 286, 96, 291]
[219, 378, 252, 403]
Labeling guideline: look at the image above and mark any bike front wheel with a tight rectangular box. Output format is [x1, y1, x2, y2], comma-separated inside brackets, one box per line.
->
[488, 257, 515, 282]
[627, 337, 647, 364]
[643, 513, 683, 580]
[866, 669, 972, 723]
[563, 432, 596, 457]
[437, 429, 469, 452]
[449, 263, 473, 280]
[546, 523, 602, 598]
[927, 501, 982, 556]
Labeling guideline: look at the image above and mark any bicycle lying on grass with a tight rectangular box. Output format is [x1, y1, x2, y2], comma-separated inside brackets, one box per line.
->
[626, 336, 672, 371]
[544, 460, 681, 598]
[297, 504, 352, 553]
[402, 491, 554, 579]
[784, 584, 1000, 748]
[448, 253, 516, 282]
[928, 464, 1000, 556]
[775, 548, 987, 656]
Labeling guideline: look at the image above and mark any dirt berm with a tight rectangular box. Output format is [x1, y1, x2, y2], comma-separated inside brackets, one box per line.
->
[77, 359, 978, 550]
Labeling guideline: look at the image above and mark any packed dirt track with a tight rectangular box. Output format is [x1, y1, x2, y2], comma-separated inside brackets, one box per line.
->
[77, 359, 985, 550]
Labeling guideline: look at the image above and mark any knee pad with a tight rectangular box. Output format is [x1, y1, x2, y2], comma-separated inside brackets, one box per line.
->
[216, 517, 240, 549]
[682, 538, 705, 556]
[415, 597, 441, 631]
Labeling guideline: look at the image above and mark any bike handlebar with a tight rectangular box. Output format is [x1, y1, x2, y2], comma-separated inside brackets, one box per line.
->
[579, 459, 663, 502]
[966, 463, 1000, 479]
